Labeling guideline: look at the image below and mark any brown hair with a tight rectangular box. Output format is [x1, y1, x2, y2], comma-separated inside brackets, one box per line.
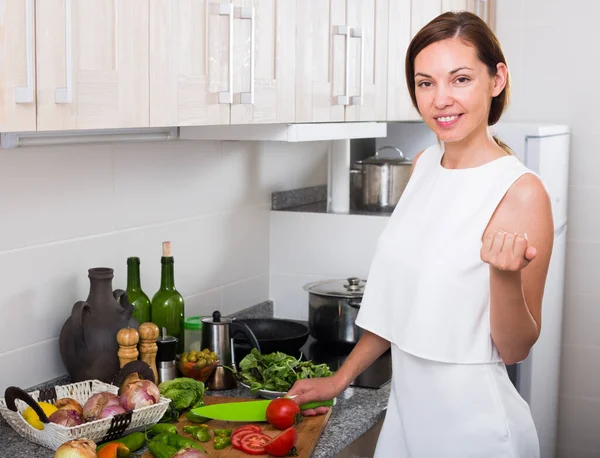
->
[405, 11, 513, 154]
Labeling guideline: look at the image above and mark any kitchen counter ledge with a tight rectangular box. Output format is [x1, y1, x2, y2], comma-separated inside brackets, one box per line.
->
[0, 383, 390, 458]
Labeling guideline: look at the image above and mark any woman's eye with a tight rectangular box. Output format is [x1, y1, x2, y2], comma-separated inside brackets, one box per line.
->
[456, 76, 470, 84]
[417, 81, 432, 88]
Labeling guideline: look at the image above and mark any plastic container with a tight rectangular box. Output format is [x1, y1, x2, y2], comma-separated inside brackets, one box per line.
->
[184, 316, 203, 352]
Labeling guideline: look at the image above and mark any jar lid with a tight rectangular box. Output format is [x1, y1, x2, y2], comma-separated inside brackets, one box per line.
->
[303, 277, 366, 298]
[360, 146, 412, 166]
[184, 316, 204, 330]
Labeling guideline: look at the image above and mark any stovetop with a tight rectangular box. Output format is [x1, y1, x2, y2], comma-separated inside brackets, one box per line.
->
[298, 335, 392, 390]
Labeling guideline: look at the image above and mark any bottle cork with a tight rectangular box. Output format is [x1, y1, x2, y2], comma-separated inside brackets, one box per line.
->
[162, 241, 172, 257]
[138, 322, 160, 382]
[117, 327, 140, 368]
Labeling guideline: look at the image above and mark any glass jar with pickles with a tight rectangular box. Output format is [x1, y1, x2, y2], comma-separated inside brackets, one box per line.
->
[180, 348, 218, 369]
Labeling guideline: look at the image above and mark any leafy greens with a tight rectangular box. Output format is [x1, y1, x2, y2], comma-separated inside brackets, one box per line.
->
[238, 348, 334, 393]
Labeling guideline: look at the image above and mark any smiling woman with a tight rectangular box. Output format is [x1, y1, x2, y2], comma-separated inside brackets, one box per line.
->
[286, 10, 553, 458]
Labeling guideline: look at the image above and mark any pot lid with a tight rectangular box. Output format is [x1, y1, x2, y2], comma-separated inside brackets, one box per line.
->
[360, 146, 412, 166]
[303, 277, 366, 298]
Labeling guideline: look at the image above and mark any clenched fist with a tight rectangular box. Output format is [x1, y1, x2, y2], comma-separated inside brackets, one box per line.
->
[481, 229, 537, 271]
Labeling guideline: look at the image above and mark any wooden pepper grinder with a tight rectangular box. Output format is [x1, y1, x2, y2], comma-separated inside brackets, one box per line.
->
[117, 327, 140, 368]
[138, 322, 159, 383]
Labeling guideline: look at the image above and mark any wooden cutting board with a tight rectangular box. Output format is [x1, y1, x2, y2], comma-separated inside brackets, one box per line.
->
[141, 396, 332, 458]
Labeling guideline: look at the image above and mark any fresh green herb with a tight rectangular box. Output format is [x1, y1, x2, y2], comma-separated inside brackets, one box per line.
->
[158, 377, 205, 413]
[238, 348, 334, 393]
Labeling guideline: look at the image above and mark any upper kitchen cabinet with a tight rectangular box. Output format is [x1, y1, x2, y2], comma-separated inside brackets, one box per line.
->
[230, 0, 297, 125]
[36, 0, 150, 131]
[296, 0, 390, 124]
[149, 1, 230, 127]
[0, 0, 37, 132]
[412, 0, 496, 38]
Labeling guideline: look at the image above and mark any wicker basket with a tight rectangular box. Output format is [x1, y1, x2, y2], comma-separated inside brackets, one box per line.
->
[0, 379, 171, 451]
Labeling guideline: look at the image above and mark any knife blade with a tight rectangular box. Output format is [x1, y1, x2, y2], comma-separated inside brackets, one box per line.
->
[189, 398, 335, 422]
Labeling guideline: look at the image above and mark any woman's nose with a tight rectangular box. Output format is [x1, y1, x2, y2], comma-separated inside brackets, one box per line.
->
[433, 86, 453, 109]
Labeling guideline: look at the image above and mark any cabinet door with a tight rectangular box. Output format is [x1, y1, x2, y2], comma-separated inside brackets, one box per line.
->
[386, 0, 415, 121]
[230, 0, 296, 125]
[0, 0, 37, 132]
[149, 0, 230, 127]
[442, 0, 468, 10]
[36, 0, 149, 131]
[344, 0, 388, 122]
[411, 0, 442, 38]
[295, 0, 346, 123]
[467, 0, 495, 30]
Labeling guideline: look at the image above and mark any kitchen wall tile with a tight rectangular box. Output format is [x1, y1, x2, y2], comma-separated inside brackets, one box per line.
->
[564, 241, 600, 297]
[184, 287, 222, 318]
[559, 345, 600, 399]
[222, 274, 269, 316]
[270, 211, 388, 277]
[0, 144, 114, 252]
[0, 338, 65, 394]
[567, 131, 600, 188]
[556, 395, 600, 452]
[270, 273, 338, 321]
[562, 293, 600, 347]
[0, 235, 115, 355]
[113, 140, 224, 230]
[566, 186, 600, 242]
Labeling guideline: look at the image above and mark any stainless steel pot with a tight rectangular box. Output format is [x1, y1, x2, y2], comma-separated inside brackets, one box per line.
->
[350, 146, 412, 211]
[304, 277, 366, 345]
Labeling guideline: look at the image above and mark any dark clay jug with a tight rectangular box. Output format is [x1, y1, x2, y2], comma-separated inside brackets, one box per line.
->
[59, 267, 139, 383]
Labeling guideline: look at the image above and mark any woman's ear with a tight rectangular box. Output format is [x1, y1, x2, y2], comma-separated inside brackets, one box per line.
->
[492, 62, 508, 97]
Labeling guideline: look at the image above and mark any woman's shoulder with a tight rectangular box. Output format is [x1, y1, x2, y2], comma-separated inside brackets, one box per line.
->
[410, 143, 442, 173]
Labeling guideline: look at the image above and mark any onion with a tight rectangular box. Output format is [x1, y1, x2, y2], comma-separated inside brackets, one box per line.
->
[54, 438, 97, 458]
[173, 447, 209, 457]
[82, 392, 124, 422]
[54, 398, 83, 416]
[49, 409, 84, 427]
[120, 379, 160, 411]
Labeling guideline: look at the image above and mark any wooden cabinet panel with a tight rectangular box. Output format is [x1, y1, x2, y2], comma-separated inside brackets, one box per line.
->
[0, 0, 37, 132]
[149, 0, 231, 127]
[230, 0, 296, 125]
[36, 0, 149, 131]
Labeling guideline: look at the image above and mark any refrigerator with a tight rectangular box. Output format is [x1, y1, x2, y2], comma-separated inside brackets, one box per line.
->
[375, 121, 571, 458]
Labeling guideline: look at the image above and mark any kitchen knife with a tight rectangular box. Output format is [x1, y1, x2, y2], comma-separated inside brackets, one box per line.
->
[189, 398, 335, 422]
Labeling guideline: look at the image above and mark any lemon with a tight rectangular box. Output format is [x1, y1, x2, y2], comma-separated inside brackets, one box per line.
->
[22, 402, 58, 430]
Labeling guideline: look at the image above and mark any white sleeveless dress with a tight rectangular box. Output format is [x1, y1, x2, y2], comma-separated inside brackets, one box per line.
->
[355, 144, 541, 457]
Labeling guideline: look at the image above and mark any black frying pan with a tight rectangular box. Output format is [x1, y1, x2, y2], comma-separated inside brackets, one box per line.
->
[232, 318, 309, 359]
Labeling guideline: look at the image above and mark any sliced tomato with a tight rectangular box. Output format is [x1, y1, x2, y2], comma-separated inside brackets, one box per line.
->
[264, 427, 298, 457]
[232, 426, 263, 450]
[240, 432, 272, 455]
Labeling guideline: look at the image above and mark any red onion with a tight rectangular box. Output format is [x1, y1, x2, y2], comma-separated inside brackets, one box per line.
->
[54, 398, 83, 416]
[120, 379, 160, 411]
[173, 447, 209, 457]
[82, 392, 124, 421]
[49, 409, 84, 427]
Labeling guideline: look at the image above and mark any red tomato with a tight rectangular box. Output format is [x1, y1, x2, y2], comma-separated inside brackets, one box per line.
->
[264, 427, 298, 457]
[240, 432, 272, 455]
[266, 398, 301, 430]
[232, 425, 263, 449]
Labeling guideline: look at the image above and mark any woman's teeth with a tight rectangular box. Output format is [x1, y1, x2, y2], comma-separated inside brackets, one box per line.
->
[437, 115, 459, 122]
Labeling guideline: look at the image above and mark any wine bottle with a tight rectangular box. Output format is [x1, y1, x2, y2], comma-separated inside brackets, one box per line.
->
[126, 257, 151, 324]
[151, 241, 185, 353]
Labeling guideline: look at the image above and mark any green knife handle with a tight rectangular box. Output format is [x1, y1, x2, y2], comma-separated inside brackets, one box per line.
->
[299, 399, 334, 411]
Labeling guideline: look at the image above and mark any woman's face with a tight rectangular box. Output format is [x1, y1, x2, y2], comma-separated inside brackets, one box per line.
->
[413, 38, 506, 144]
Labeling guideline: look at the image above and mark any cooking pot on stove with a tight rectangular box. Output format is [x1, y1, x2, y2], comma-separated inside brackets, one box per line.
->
[304, 277, 366, 345]
[350, 146, 412, 212]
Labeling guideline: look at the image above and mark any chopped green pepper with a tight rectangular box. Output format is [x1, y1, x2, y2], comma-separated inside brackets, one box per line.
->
[213, 428, 232, 438]
[214, 436, 231, 450]
[183, 425, 211, 443]
[148, 440, 178, 458]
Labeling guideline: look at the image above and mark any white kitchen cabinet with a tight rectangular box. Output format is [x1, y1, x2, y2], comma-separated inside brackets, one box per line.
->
[149, 0, 230, 127]
[36, 0, 149, 131]
[0, 0, 37, 132]
[230, 0, 297, 125]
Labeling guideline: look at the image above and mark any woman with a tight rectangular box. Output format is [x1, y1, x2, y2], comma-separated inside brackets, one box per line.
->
[287, 11, 553, 457]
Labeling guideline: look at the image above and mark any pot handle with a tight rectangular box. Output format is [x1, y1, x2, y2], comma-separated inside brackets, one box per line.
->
[231, 320, 262, 353]
[375, 145, 406, 160]
[71, 300, 91, 347]
[348, 299, 362, 309]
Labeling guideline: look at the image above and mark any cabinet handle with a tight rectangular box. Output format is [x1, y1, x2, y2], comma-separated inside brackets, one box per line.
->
[54, 0, 73, 104]
[14, 0, 34, 104]
[239, 6, 255, 104]
[350, 27, 364, 106]
[219, 2, 234, 104]
[334, 25, 350, 106]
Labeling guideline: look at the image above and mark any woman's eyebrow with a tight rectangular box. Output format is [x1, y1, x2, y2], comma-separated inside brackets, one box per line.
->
[414, 66, 474, 79]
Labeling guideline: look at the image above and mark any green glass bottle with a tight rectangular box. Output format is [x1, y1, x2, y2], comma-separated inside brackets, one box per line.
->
[151, 241, 185, 353]
[126, 257, 151, 324]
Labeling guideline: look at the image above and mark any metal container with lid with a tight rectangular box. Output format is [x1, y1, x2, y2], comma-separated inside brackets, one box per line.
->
[304, 277, 366, 345]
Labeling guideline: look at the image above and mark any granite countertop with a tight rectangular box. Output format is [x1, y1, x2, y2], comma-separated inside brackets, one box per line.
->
[0, 382, 389, 458]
